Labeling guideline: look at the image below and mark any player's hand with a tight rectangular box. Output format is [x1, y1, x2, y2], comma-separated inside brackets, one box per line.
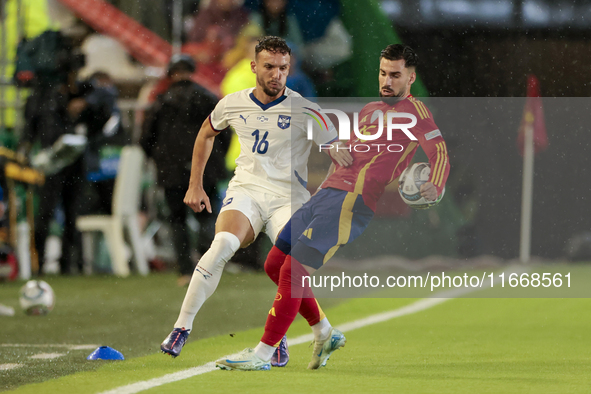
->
[420, 182, 437, 201]
[184, 185, 212, 213]
[329, 142, 353, 167]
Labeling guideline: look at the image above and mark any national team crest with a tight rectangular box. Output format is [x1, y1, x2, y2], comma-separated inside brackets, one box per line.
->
[277, 115, 291, 129]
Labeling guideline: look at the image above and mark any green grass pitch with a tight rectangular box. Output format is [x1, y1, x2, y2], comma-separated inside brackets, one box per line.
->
[1, 266, 591, 393]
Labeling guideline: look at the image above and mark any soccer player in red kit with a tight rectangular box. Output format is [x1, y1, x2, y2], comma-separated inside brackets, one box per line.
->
[216, 44, 450, 371]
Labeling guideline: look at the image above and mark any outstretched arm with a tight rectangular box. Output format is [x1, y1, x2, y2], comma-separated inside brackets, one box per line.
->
[184, 118, 219, 213]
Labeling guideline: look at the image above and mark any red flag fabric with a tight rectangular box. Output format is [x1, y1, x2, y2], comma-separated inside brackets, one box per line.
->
[517, 75, 549, 156]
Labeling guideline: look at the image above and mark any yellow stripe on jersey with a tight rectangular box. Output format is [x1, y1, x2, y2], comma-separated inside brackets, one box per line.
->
[418, 101, 430, 119]
[431, 143, 443, 187]
[324, 151, 390, 264]
[411, 100, 429, 119]
[411, 101, 426, 119]
[389, 142, 418, 183]
[435, 141, 448, 187]
[323, 192, 357, 264]
[354, 151, 386, 194]
[431, 142, 448, 188]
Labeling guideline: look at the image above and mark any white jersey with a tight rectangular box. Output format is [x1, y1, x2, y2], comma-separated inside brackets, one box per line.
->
[209, 87, 337, 199]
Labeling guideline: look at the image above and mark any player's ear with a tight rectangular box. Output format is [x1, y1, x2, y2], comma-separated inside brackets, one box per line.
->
[251, 61, 256, 74]
[408, 70, 416, 86]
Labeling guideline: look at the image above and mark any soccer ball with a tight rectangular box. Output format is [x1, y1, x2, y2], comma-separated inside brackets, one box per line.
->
[19, 280, 55, 315]
[398, 162, 445, 209]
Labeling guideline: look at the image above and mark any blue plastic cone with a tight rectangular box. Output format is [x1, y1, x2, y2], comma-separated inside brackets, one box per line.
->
[87, 346, 125, 360]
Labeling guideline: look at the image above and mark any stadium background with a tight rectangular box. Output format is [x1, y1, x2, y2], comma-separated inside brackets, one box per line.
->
[1, 0, 590, 262]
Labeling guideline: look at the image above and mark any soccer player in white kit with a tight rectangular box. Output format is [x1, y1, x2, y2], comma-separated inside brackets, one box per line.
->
[161, 37, 352, 361]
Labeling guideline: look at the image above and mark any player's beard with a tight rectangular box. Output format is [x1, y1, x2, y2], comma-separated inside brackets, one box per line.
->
[379, 87, 405, 99]
[258, 75, 284, 97]
[379, 88, 405, 104]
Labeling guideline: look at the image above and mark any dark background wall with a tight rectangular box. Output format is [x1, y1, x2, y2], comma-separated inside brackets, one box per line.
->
[434, 98, 591, 259]
[400, 30, 591, 97]
[377, 8, 591, 260]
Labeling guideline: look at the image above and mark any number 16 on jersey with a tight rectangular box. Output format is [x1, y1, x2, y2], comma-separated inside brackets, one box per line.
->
[251, 129, 269, 154]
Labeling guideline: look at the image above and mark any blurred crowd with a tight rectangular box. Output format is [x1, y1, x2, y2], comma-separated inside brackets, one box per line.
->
[0, 0, 353, 281]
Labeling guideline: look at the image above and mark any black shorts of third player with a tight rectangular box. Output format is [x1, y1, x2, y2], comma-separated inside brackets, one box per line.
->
[276, 188, 374, 270]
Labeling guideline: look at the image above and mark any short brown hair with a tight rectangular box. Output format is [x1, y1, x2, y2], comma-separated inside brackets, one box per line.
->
[255, 36, 291, 57]
[380, 44, 418, 68]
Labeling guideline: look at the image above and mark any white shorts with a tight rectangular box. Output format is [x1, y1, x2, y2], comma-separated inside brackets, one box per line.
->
[219, 184, 308, 243]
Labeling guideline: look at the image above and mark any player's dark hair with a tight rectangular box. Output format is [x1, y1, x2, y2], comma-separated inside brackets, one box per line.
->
[255, 36, 291, 57]
[380, 44, 418, 68]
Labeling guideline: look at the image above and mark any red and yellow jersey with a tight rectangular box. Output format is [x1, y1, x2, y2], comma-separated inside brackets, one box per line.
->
[321, 96, 450, 211]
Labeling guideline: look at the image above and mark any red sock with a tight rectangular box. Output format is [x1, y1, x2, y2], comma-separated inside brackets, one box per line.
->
[298, 296, 325, 326]
[264, 246, 324, 327]
[261, 256, 309, 346]
[264, 245, 286, 284]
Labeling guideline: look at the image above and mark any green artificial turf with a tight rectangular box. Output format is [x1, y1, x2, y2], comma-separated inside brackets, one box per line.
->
[3, 266, 591, 393]
[0, 272, 341, 392]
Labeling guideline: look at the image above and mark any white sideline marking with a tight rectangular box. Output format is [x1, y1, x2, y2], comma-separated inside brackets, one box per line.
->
[285, 284, 501, 347]
[99, 266, 524, 394]
[30, 353, 66, 360]
[100, 362, 217, 394]
[0, 344, 99, 350]
[0, 363, 23, 371]
[70, 345, 101, 350]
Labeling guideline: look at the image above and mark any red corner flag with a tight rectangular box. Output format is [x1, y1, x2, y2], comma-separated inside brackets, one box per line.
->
[517, 75, 548, 156]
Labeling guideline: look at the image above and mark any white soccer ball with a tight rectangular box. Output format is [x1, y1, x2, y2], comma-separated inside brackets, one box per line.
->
[398, 162, 445, 209]
[19, 280, 55, 316]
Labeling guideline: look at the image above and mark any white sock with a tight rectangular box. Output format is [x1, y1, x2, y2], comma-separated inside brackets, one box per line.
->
[311, 317, 332, 341]
[174, 232, 240, 331]
[254, 342, 276, 361]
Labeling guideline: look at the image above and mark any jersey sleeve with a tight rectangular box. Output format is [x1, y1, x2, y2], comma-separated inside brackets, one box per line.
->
[308, 103, 339, 146]
[209, 95, 229, 132]
[411, 103, 450, 195]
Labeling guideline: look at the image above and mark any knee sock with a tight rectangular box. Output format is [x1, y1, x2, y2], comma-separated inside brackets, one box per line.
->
[261, 255, 314, 346]
[174, 232, 240, 331]
[264, 246, 328, 331]
[263, 245, 286, 284]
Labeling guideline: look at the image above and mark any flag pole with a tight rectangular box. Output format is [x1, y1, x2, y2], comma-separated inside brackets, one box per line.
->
[519, 123, 534, 263]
